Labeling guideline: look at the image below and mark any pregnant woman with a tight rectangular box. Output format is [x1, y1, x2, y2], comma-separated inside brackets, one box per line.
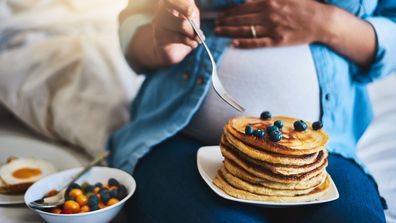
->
[111, 0, 396, 222]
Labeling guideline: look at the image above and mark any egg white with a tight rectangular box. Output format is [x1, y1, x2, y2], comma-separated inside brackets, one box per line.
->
[0, 158, 57, 185]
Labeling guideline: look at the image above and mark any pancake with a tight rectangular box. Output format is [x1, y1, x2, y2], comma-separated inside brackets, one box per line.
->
[222, 147, 328, 184]
[223, 133, 319, 166]
[221, 136, 328, 175]
[218, 167, 319, 196]
[213, 172, 331, 203]
[226, 116, 329, 156]
[212, 115, 331, 203]
[223, 160, 327, 190]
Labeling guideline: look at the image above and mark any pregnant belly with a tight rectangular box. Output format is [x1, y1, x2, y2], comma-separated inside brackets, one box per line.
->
[184, 44, 320, 145]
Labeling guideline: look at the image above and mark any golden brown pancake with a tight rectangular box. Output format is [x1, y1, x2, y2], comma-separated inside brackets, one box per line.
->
[223, 160, 327, 190]
[219, 167, 319, 196]
[226, 116, 329, 156]
[222, 148, 328, 184]
[223, 133, 319, 166]
[221, 137, 328, 175]
[213, 172, 331, 203]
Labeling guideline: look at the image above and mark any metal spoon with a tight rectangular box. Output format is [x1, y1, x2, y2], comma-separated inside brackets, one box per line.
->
[28, 151, 109, 210]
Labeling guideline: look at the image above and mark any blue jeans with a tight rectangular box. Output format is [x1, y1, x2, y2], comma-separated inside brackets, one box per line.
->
[125, 134, 386, 223]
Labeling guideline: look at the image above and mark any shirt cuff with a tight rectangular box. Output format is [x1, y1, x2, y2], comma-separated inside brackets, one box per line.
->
[352, 17, 396, 83]
[119, 14, 152, 55]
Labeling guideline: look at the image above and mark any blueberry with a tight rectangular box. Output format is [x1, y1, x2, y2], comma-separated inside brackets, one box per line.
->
[117, 185, 128, 200]
[100, 190, 111, 204]
[260, 111, 272, 120]
[294, 120, 307, 132]
[274, 120, 284, 129]
[109, 189, 118, 198]
[312, 121, 323, 130]
[108, 178, 120, 187]
[99, 188, 109, 194]
[269, 130, 282, 142]
[65, 195, 75, 201]
[253, 129, 265, 139]
[80, 182, 90, 191]
[118, 185, 127, 193]
[88, 195, 99, 208]
[245, 126, 254, 136]
[94, 182, 103, 188]
[84, 185, 95, 193]
[266, 125, 279, 134]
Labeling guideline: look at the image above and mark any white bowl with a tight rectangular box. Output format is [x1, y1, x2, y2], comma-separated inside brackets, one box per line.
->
[24, 167, 136, 223]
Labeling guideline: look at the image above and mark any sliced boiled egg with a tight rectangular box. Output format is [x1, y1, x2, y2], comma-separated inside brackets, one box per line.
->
[0, 158, 57, 185]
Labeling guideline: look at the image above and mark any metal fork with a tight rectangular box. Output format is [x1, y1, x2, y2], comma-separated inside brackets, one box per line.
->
[187, 19, 245, 112]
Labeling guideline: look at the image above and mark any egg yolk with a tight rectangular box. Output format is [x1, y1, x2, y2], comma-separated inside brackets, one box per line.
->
[12, 168, 42, 179]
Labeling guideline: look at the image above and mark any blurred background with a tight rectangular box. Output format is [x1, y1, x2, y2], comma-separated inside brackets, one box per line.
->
[0, 0, 395, 222]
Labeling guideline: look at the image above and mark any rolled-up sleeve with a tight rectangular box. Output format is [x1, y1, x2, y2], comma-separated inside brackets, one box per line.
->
[353, 0, 396, 83]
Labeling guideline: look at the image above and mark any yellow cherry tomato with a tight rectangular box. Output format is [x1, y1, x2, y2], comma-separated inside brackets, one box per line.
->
[51, 208, 62, 214]
[98, 202, 105, 209]
[80, 205, 90, 213]
[107, 198, 119, 206]
[76, 194, 88, 206]
[63, 200, 80, 214]
[69, 189, 83, 198]
[94, 187, 100, 193]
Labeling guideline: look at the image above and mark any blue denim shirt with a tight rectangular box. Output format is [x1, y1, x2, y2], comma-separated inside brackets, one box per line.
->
[109, 0, 396, 174]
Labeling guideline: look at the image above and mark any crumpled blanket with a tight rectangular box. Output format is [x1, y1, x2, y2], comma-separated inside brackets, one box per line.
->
[0, 0, 144, 156]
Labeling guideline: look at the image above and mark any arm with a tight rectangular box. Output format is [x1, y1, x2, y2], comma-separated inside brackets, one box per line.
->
[321, 5, 376, 67]
[354, 0, 396, 82]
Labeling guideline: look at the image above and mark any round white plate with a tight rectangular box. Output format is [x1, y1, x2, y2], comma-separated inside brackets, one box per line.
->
[197, 146, 339, 207]
[0, 136, 82, 205]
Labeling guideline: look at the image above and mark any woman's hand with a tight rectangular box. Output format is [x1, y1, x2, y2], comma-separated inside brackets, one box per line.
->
[214, 0, 376, 67]
[151, 0, 201, 65]
[127, 0, 202, 71]
[215, 0, 329, 48]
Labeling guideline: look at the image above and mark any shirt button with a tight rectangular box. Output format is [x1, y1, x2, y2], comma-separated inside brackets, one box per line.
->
[196, 76, 204, 85]
[182, 72, 190, 80]
[325, 93, 330, 101]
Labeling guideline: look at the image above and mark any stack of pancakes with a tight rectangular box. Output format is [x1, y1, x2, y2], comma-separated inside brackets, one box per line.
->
[213, 116, 331, 202]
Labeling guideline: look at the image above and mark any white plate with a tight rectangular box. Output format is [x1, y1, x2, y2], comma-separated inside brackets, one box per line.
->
[197, 146, 339, 207]
[0, 136, 82, 205]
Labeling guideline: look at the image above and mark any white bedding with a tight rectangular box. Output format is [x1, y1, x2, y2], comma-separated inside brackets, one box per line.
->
[0, 0, 144, 157]
[358, 74, 396, 223]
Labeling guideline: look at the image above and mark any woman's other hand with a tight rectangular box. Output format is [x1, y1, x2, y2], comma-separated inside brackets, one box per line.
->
[214, 0, 376, 67]
[215, 0, 329, 48]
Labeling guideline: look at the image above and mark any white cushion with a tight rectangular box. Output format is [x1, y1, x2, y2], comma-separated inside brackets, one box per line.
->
[357, 74, 396, 223]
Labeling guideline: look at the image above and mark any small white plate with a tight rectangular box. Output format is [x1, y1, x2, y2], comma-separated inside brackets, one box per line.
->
[0, 136, 82, 205]
[197, 146, 339, 207]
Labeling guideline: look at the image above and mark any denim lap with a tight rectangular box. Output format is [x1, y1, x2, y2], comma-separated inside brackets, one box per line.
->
[125, 134, 385, 223]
